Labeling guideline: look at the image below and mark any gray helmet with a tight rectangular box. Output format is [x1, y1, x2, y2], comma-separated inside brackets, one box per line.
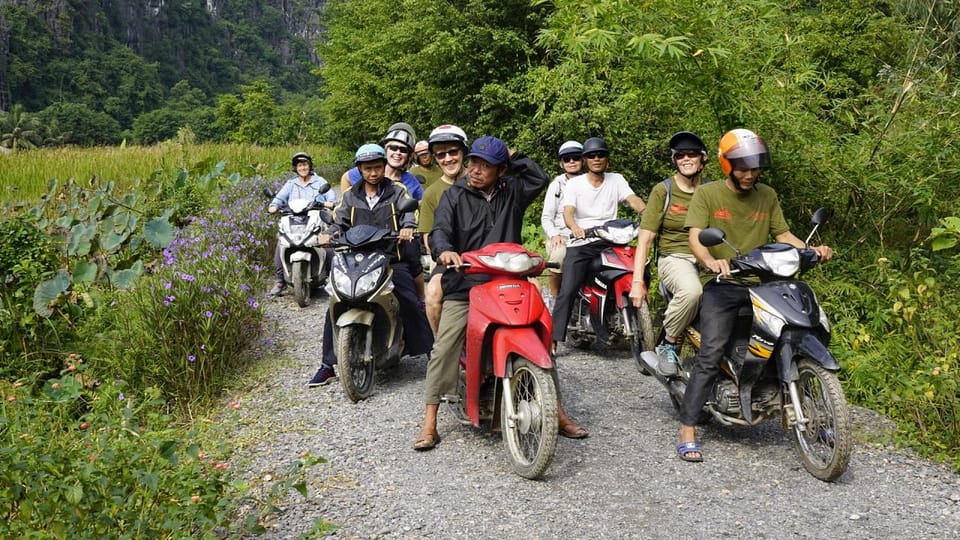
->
[291, 151, 312, 170]
[380, 122, 417, 151]
[581, 137, 610, 155]
[558, 140, 583, 158]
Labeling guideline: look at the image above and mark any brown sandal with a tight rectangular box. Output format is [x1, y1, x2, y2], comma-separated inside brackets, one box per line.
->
[413, 429, 441, 451]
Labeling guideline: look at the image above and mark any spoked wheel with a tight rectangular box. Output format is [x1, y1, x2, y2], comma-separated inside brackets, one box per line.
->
[791, 358, 852, 481]
[624, 301, 656, 375]
[292, 262, 310, 307]
[501, 358, 559, 479]
[338, 325, 375, 402]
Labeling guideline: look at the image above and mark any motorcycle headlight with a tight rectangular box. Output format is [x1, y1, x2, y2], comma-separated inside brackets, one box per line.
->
[477, 252, 543, 273]
[596, 224, 638, 244]
[760, 249, 800, 277]
[332, 269, 353, 296]
[354, 267, 383, 297]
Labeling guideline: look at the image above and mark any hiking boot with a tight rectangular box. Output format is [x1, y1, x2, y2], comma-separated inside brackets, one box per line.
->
[655, 342, 680, 377]
[267, 280, 286, 297]
[308, 365, 336, 387]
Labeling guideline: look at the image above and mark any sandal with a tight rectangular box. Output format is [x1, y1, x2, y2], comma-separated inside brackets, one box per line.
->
[413, 429, 441, 451]
[559, 419, 589, 439]
[676, 440, 703, 462]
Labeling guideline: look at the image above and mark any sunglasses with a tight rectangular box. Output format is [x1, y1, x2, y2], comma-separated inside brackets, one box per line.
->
[386, 144, 410, 154]
[561, 155, 582, 163]
[434, 148, 462, 160]
[583, 152, 608, 159]
[674, 150, 702, 160]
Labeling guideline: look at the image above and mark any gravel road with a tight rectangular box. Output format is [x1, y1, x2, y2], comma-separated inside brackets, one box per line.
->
[230, 292, 960, 539]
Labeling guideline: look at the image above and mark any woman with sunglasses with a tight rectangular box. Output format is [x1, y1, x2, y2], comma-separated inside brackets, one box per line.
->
[629, 131, 711, 378]
[540, 140, 583, 306]
[339, 122, 425, 201]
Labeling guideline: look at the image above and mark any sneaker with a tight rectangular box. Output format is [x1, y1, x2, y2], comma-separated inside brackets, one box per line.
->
[655, 342, 680, 377]
[267, 281, 286, 297]
[308, 365, 336, 387]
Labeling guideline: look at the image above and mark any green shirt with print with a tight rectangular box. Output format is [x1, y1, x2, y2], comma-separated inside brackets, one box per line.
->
[684, 181, 790, 285]
[639, 178, 697, 256]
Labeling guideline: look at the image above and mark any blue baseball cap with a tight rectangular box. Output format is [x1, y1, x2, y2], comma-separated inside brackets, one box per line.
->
[467, 136, 509, 167]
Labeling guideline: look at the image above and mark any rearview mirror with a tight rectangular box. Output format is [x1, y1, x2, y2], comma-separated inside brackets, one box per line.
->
[698, 227, 726, 247]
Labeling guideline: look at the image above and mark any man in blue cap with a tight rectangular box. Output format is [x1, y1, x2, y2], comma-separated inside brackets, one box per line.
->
[412, 136, 588, 450]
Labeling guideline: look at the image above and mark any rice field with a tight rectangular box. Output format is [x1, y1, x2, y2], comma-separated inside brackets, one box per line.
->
[0, 143, 350, 206]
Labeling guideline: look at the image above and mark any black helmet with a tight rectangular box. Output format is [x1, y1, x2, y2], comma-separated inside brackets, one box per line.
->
[581, 137, 610, 155]
[669, 131, 707, 153]
[291, 151, 313, 170]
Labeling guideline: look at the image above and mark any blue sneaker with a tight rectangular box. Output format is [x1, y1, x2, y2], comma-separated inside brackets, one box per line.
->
[655, 342, 680, 377]
[308, 365, 336, 387]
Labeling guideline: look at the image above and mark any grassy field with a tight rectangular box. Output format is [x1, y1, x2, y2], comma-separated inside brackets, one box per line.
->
[0, 143, 350, 206]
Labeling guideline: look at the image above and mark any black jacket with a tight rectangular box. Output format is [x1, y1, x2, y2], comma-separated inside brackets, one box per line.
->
[328, 178, 417, 260]
[429, 153, 548, 300]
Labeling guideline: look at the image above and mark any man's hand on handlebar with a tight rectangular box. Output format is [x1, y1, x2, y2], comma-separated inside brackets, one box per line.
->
[398, 228, 415, 242]
[317, 233, 331, 246]
[702, 257, 732, 277]
[812, 245, 834, 261]
[438, 251, 463, 269]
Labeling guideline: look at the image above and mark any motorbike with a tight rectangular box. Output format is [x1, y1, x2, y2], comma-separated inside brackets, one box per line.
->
[442, 242, 559, 479]
[639, 208, 852, 481]
[323, 198, 418, 403]
[566, 219, 656, 368]
[269, 185, 333, 308]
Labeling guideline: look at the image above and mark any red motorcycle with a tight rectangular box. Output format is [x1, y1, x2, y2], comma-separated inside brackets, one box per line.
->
[567, 219, 655, 368]
[444, 242, 559, 479]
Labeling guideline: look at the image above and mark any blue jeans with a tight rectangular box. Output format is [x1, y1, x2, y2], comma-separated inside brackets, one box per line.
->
[679, 281, 751, 427]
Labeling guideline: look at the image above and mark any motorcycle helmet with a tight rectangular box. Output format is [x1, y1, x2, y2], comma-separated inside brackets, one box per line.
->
[558, 140, 583, 158]
[414, 140, 430, 156]
[291, 151, 313, 170]
[427, 124, 468, 153]
[669, 131, 707, 158]
[380, 122, 417, 152]
[717, 128, 770, 176]
[581, 137, 610, 156]
[354, 144, 387, 165]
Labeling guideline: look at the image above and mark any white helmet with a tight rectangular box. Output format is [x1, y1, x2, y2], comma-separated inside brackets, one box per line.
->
[558, 140, 583, 158]
[427, 124, 468, 153]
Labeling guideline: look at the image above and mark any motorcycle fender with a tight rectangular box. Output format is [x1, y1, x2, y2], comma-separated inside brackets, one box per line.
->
[335, 308, 374, 328]
[777, 331, 840, 382]
[290, 251, 312, 263]
[491, 327, 553, 377]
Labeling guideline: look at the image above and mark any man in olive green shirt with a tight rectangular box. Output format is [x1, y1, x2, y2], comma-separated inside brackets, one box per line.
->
[675, 129, 834, 463]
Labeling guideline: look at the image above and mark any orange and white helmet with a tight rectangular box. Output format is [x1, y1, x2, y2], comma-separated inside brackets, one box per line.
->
[717, 129, 770, 176]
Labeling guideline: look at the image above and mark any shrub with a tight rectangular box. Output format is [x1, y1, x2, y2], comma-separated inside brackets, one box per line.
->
[87, 176, 275, 406]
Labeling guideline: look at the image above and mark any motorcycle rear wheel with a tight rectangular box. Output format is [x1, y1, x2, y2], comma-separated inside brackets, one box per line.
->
[791, 358, 852, 482]
[338, 325, 375, 402]
[501, 358, 559, 479]
[625, 301, 655, 375]
[292, 262, 310, 308]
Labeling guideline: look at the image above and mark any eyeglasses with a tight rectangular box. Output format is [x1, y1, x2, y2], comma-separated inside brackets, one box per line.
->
[386, 144, 410, 154]
[583, 152, 608, 159]
[434, 148, 462, 160]
[674, 150, 702, 160]
[561, 155, 582, 163]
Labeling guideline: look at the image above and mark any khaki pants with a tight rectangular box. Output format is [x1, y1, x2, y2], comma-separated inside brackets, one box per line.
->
[423, 300, 469, 404]
[657, 253, 703, 339]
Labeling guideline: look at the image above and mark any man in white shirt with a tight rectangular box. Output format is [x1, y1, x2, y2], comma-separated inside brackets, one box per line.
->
[550, 137, 646, 352]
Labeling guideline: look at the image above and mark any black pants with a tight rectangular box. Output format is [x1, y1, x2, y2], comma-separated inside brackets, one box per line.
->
[551, 242, 608, 342]
[322, 261, 433, 367]
[679, 281, 750, 426]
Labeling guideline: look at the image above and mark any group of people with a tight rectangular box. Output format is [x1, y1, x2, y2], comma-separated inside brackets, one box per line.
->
[267, 123, 834, 463]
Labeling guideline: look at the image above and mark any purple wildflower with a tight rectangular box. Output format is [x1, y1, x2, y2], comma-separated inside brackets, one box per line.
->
[188, 355, 196, 362]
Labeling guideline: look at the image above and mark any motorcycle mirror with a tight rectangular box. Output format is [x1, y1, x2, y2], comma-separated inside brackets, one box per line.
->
[698, 227, 726, 247]
[810, 207, 831, 226]
[262, 188, 275, 200]
[396, 198, 419, 214]
[317, 181, 331, 195]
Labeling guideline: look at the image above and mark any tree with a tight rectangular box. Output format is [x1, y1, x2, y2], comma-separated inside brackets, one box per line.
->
[214, 80, 280, 145]
[0, 104, 41, 150]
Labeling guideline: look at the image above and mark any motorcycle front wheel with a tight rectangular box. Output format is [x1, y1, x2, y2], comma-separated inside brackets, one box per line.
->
[338, 325, 375, 402]
[292, 261, 310, 308]
[501, 358, 559, 479]
[791, 358, 852, 482]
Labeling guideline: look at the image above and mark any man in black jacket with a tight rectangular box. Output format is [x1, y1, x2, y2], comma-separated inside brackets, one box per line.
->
[412, 136, 587, 450]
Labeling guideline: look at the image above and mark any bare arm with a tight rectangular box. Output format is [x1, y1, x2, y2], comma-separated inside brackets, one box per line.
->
[629, 228, 656, 307]
[624, 194, 646, 214]
[563, 205, 584, 239]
